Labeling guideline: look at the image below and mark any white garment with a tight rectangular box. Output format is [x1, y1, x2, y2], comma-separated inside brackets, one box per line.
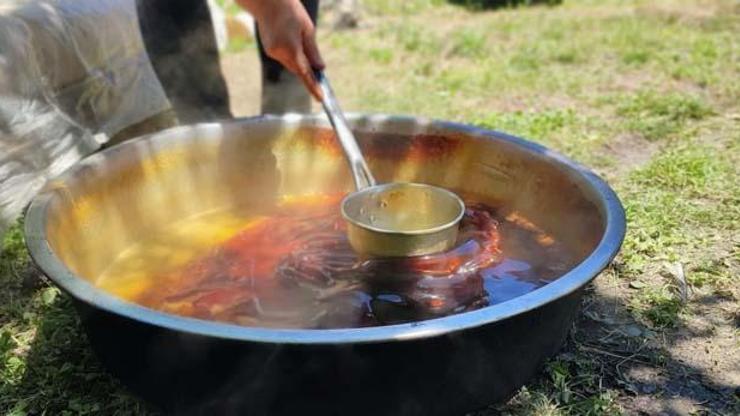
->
[0, 0, 171, 237]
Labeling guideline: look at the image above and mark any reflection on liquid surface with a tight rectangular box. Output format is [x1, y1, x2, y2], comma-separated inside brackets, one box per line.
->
[96, 194, 574, 329]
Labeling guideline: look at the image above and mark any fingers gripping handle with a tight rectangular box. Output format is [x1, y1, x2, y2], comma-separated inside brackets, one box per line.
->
[314, 70, 376, 190]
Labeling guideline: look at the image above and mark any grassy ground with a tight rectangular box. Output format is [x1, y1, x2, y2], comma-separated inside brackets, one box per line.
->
[2, 0, 739, 414]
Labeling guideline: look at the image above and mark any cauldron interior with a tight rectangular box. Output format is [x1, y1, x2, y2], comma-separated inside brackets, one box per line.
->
[44, 117, 604, 283]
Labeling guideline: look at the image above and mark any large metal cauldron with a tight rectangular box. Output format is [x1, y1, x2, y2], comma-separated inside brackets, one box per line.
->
[25, 114, 625, 415]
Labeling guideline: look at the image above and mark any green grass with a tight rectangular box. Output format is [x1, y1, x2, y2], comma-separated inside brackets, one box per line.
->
[214, 0, 256, 54]
[368, 47, 394, 64]
[630, 284, 684, 328]
[2, 0, 740, 415]
[474, 109, 576, 139]
[616, 138, 738, 328]
[450, 28, 489, 58]
[213, 0, 242, 17]
[337, 0, 738, 117]
[496, 359, 622, 415]
[0, 221, 28, 278]
[620, 141, 738, 268]
[615, 91, 714, 141]
[364, 0, 447, 15]
[0, 223, 148, 415]
[225, 36, 255, 54]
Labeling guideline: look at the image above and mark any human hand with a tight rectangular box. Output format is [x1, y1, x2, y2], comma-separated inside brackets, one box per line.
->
[237, 0, 325, 101]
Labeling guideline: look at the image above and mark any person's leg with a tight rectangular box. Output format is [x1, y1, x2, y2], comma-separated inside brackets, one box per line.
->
[334, 0, 360, 29]
[256, 0, 319, 114]
[136, 0, 232, 123]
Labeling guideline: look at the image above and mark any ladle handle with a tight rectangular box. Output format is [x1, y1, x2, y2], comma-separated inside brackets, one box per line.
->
[314, 70, 376, 190]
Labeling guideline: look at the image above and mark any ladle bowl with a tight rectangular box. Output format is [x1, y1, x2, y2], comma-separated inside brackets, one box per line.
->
[316, 70, 465, 257]
[342, 182, 465, 257]
[25, 114, 625, 416]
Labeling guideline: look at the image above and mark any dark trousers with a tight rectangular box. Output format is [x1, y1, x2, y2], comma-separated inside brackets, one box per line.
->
[136, 0, 319, 122]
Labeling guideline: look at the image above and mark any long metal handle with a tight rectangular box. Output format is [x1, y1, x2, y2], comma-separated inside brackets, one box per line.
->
[314, 70, 376, 190]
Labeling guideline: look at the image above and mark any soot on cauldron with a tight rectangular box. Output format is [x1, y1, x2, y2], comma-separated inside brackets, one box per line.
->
[135, 195, 506, 328]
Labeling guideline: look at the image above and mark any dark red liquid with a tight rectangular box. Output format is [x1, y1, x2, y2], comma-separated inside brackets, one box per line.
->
[136, 195, 569, 329]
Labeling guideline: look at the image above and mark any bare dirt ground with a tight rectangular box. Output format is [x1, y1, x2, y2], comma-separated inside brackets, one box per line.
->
[220, 50, 262, 117]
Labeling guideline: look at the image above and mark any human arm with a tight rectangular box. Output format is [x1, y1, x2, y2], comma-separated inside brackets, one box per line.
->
[235, 0, 325, 100]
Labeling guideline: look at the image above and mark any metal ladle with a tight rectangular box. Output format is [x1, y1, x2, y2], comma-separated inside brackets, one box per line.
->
[314, 70, 465, 257]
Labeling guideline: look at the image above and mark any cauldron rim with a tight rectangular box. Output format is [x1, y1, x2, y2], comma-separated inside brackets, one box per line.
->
[24, 113, 626, 345]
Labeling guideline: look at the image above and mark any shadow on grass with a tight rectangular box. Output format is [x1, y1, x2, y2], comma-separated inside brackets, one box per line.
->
[448, 0, 562, 11]
[0, 264, 155, 415]
[486, 279, 739, 415]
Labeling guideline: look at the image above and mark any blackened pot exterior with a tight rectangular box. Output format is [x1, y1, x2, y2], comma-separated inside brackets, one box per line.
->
[75, 288, 582, 415]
